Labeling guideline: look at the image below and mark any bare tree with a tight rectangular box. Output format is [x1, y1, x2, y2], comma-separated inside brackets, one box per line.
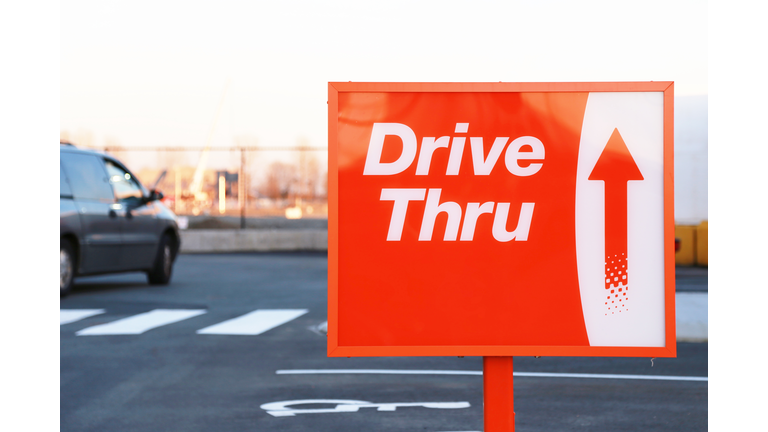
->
[235, 135, 259, 200]
[262, 161, 297, 200]
[293, 137, 326, 201]
[320, 169, 328, 198]
[303, 155, 322, 200]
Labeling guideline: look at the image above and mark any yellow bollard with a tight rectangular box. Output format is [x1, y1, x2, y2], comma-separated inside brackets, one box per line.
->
[695, 221, 708, 267]
[675, 225, 696, 266]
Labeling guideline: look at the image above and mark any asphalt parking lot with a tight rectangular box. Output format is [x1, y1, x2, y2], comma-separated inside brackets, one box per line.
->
[60, 252, 707, 432]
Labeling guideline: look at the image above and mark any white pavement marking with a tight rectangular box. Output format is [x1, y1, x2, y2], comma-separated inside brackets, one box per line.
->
[276, 369, 708, 382]
[676, 292, 708, 342]
[260, 399, 470, 417]
[76, 309, 206, 335]
[60, 309, 105, 325]
[279, 369, 483, 376]
[197, 309, 308, 335]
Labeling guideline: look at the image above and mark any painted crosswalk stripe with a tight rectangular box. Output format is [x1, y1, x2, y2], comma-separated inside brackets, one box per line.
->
[76, 309, 207, 335]
[60, 309, 105, 325]
[197, 309, 308, 335]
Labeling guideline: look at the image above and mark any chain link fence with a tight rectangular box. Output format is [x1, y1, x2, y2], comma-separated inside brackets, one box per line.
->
[100, 145, 328, 227]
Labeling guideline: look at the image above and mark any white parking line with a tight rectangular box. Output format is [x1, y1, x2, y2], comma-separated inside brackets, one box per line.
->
[60, 309, 105, 325]
[275, 369, 708, 382]
[278, 369, 484, 376]
[76, 309, 207, 335]
[197, 309, 308, 335]
[676, 292, 708, 342]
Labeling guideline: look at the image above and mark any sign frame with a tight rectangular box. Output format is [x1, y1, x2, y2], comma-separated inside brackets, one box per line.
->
[328, 81, 676, 358]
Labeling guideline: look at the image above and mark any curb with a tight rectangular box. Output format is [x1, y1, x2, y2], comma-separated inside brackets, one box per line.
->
[179, 229, 328, 253]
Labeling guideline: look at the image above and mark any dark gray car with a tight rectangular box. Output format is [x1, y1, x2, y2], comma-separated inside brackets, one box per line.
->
[59, 143, 181, 295]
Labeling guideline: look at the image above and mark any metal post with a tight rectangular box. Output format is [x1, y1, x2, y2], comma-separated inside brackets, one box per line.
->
[483, 356, 515, 432]
[240, 148, 246, 229]
[174, 168, 181, 214]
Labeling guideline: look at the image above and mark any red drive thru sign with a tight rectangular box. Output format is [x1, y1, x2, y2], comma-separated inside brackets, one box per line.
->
[328, 82, 676, 358]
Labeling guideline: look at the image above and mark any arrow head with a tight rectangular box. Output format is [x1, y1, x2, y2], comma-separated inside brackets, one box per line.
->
[588, 129, 644, 182]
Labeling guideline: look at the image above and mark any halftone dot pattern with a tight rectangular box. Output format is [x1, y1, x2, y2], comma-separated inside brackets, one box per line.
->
[604, 253, 628, 315]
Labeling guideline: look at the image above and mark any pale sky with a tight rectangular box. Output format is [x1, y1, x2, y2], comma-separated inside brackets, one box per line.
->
[61, 0, 708, 161]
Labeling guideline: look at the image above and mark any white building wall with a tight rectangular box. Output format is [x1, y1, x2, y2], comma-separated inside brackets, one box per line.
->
[674, 95, 708, 224]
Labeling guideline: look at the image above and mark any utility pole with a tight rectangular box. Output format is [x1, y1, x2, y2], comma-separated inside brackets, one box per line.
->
[174, 168, 181, 214]
[240, 147, 246, 229]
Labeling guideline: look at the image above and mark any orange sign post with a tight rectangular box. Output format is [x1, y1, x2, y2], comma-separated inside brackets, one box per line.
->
[484, 356, 515, 431]
[328, 82, 675, 431]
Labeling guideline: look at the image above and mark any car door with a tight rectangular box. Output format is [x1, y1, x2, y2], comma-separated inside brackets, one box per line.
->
[104, 159, 160, 270]
[60, 161, 81, 236]
[60, 151, 122, 274]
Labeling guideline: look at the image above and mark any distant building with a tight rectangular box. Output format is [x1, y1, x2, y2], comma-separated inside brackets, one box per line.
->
[215, 171, 239, 198]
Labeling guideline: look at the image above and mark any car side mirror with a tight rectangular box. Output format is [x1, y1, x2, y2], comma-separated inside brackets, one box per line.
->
[148, 189, 164, 202]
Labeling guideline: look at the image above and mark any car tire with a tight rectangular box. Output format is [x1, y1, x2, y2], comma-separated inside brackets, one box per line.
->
[147, 234, 174, 285]
[60, 238, 75, 296]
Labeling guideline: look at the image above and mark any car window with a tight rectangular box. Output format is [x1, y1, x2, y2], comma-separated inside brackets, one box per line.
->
[60, 152, 115, 201]
[60, 162, 72, 197]
[105, 160, 144, 202]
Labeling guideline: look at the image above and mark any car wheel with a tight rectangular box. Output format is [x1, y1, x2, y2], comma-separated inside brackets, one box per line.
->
[60, 238, 75, 296]
[147, 234, 174, 285]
